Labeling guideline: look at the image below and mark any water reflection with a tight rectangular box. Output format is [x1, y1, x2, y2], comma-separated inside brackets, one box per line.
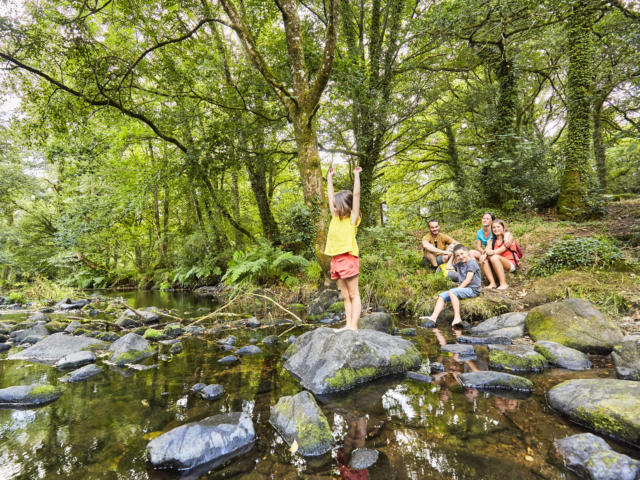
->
[337, 414, 368, 479]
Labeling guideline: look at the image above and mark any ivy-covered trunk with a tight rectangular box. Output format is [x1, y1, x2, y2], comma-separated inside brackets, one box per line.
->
[593, 96, 607, 192]
[558, 0, 597, 219]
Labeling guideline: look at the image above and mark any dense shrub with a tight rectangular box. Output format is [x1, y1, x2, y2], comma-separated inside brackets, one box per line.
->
[529, 236, 625, 277]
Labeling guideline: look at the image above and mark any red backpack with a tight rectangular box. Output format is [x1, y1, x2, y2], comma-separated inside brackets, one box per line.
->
[492, 237, 523, 268]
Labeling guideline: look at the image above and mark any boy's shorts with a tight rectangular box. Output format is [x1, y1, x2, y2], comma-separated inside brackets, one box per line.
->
[331, 253, 360, 280]
[439, 287, 478, 302]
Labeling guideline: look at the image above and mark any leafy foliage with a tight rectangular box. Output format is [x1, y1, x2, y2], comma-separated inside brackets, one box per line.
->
[529, 236, 625, 277]
[222, 240, 310, 288]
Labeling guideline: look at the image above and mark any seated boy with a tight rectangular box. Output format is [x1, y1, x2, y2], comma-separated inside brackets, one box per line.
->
[423, 244, 482, 328]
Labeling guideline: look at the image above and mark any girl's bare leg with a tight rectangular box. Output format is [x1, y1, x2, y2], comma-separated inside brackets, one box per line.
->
[489, 255, 511, 289]
[344, 275, 361, 330]
[450, 292, 462, 326]
[482, 258, 497, 288]
[337, 278, 352, 329]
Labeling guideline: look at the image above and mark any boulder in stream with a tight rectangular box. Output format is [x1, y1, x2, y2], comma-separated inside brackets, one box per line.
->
[12, 324, 49, 344]
[488, 344, 548, 373]
[555, 433, 640, 480]
[235, 345, 262, 356]
[526, 298, 623, 353]
[534, 340, 592, 371]
[612, 335, 640, 381]
[61, 364, 103, 383]
[547, 379, 640, 448]
[8, 333, 104, 364]
[269, 390, 332, 456]
[359, 312, 394, 334]
[283, 328, 421, 395]
[55, 350, 96, 369]
[457, 335, 512, 345]
[109, 332, 154, 367]
[469, 312, 527, 339]
[458, 371, 534, 392]
[0, 384, 63, 407]
[146, 412, 255, 471]
[200, 384, 224, 400]
[0, 343, 10, 353]
[350, 448, 379, 470]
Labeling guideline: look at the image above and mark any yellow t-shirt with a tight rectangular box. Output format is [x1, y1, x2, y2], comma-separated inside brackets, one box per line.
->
[324, 215, 361, 257]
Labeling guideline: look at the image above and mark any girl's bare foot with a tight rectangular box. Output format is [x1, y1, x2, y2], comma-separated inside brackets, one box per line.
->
[497, 284, 508, 290]
[333, 326, 348, 332]
[486, 284, 497, 289]
[451, 319, 463, 328]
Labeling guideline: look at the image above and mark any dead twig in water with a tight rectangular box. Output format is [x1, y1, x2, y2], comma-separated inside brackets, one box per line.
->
[186, 292, 246, 327]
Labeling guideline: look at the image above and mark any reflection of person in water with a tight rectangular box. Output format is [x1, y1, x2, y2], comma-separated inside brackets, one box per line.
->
[337, 415, 368, 480]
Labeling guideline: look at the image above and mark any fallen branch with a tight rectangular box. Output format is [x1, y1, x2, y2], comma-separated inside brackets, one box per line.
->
[186, 292, 246, 327]
[245, 292, 302, 325]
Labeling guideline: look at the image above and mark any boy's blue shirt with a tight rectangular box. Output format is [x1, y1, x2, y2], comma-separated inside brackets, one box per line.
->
[453, 258, 482, 294]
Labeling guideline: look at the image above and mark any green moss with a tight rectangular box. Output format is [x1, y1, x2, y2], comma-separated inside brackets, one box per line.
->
[297, 415, 332, 452]
[45, 321, 68, 333]
[390, 350, 421, 370]
[533, 344, 555, 362]
[327, 366, 378, 390]
[526, 311, 574, 346]
[114, 347, 154, 366]
[288, 303, 306, 312]
[306, 313, 324, 322]
[489, 349, 547, 373]
[283, 343, 300, 359]
[28, 385, 61, 398]
[143, 328, 163, 340]
[327, 301, 345, 313]
[8, 292, 27, 304]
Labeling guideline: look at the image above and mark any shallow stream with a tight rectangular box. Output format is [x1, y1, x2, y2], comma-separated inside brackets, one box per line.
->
[0, 291, 637, 479]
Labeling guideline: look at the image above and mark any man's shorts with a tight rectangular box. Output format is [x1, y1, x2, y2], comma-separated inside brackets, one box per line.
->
[439, 287, 478, 302]
[331, 253, 360, 280]
[422, 255, 446, 267]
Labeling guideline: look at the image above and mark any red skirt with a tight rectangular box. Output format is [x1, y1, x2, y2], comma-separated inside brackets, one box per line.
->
[330, 253, 360, 280]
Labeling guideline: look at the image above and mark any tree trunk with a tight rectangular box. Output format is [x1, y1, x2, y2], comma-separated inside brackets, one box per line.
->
[246, 160, 281, 242]
[231, 169, 242, 246]
[558, 0, 597, 219]
[593, 96, 607, 193]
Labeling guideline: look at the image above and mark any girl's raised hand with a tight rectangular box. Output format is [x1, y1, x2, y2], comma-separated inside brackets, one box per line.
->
[327, 167, 335, 177]
[354, 166, 362, 173]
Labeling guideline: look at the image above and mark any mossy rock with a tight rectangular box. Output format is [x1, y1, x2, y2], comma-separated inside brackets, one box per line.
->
[287, 303, 306, 312]
[458, 371, 534, 392]
[547, 379, 640, 448]
[113, 347, 155, 367]
[488, 344, 548, 373]
[45, 321, 69, 333]
[327, 301, 345, 313]
[0, 384, 63, 407]
[269, 391, 332, 456]
[143, 328, 166, 341]
[526, 298, 623, 353]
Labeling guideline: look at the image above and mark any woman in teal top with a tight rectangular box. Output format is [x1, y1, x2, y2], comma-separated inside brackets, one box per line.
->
[471, 212, 494, 264]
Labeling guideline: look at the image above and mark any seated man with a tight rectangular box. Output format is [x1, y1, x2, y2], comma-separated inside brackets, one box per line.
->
[421, 219, 458, 268]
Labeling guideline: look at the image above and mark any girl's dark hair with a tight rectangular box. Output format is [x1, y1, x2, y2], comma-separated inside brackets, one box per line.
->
[334, 190, 353, 219]
[484, 212, 495, 221]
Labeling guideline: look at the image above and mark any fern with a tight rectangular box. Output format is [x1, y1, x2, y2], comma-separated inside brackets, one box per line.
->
[222, 240, 310, 286]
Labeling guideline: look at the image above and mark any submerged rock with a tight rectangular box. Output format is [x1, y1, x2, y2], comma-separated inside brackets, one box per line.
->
[0, 384, 63, 407]
[470, 312, 527, 339]
[55, 350, 96, 369]
[547, 379, 640, 448]
[169, 342, 183, 355]
[200, 384, 224, 400]
[555, 433, 640, 480]
[28, 311, 50, 323]
[246, 317, 261, 328]
[526, 298, 623, 353]
[269, 390, 332, 456]
[261, 335, 280, 345]
[146, 412, 255, 471]
[458, 371, 533, 392]
[61, 364, 103, 383]
[457, 335, 512, 345]
[359, 312, 394, 334]
[399, 328, 417, 337]
[0, 343, 10, 353]
[218, 355, 238, 364]
[534, 340, 592, 371]
[488, 344, 548, 373]
[612, 335, 640, 381]
[350, 448, 379, 470]
[191, 383, 206, 392]
[235, 345, 263, 356]
[8, 333, 104, 364]
[282, 328, 421, 395]
[218, 335, 237, 345]
[441, 344, 476, 357]
[406, 371, 432, 383]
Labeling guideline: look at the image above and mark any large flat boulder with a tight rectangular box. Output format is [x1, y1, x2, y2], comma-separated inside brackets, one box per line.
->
[612, 335, 640, 381]
[283, 328, 421, 395]
[109, 332, 153, 366]
[526, 298, 623, 353]
[8, 333, 104, 365]
[146, 412, 255, 471]
[469, 312, 526, 339]
[547, 379, 640, 448]
[555, 433, 639, 480]
[269, 390, 333, 456]
[534, 340, 592, 371]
